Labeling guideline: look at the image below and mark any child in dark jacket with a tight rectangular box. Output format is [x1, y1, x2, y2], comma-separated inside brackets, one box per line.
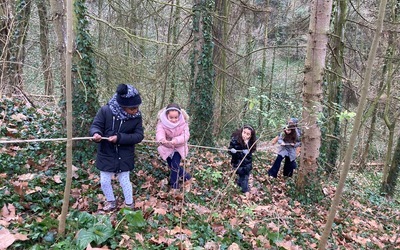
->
[90, 84, 144, 211]
[228, 125, 257, 193]
[268, 124, 300, 178]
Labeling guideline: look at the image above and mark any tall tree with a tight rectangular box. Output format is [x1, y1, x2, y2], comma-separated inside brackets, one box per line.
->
[358, 58, 388, 170]
[241, 1, 254, 120]
[318, 0, 387, 247]
[160, 0, 181, 109]
[58, 0, 73, 236]
[258, 0, 270, 128]
[72, 0, 99, 162]
[380, 0, 399, 195]
[0, 0, 13, 95]
[188, 0, 214, 146]
[385, 134, 400, 197]
[49, 0, 66, 108]
[8, 0, 32, 91]
[266, 47, 275, 114]
[168, 0, 181, 105]
[212, 0, 229, 136]
[322, 0, 347, 173]
[36, 0, 54, 95]
[296, 0, 333, 193]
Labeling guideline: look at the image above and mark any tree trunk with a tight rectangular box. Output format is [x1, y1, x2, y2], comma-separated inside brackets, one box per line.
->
[323, 0, 347, 173]
[58, 0, 73, 236]
[49, 0, 66, 114]
[159, 7, 172, 110]
[318, 0, 387, 248]
[36, 0, 54, 96]
[242, 2, 253, 119]
[296, 0, 332, 193]
[8, 0, 32, 91]
[0, 0, 13, 96]
[188, 0, 214, 146]
[168, 0, 181, 105]
[380, 0, 399, 195]
[258, 0, 269, 128]
[212, 0, 228, 136]
[358, 107, 378, 170]
[159, 0, 181, 110]
[266, 47, 275, 114]
[72, 0, 99, 162]
[358, 63, 387, 169]
[385, 134, 400, 197]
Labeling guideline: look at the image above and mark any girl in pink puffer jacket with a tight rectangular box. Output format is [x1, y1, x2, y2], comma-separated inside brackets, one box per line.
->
[156, 103, 191, 189]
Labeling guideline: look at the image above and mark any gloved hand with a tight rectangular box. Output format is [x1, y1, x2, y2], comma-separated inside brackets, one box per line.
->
[230, 148, 237, 153]
[243, 149, 249, 154]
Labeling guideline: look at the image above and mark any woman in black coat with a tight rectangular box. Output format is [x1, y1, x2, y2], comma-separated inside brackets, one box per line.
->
[90, 84, 144, 211]
[228, 125, 257, 193]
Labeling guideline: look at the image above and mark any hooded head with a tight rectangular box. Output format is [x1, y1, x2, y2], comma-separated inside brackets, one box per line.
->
[116, 84, 142, 108]
[288, 117, 298, 126]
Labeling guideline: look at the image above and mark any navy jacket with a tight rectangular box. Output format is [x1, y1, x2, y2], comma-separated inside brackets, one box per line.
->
[89, 105, 144, 173]
[228, 136, 253, 175]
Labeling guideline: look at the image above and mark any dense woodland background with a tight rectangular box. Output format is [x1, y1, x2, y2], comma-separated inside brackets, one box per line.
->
[0, 0, 399, 249]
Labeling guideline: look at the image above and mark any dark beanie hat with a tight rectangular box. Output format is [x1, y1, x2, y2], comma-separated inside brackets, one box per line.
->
[116, 84, 142, 107]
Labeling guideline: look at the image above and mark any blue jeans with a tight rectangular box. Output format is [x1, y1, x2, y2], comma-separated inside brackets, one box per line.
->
[268, 155, 297, 178]
[167, 152, 191, 189]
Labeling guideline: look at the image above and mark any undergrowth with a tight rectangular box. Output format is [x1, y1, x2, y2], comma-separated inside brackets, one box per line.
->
[0, 98, 399, 249]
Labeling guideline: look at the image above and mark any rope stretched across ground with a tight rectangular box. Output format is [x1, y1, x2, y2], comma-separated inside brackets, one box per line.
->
[0, 136, 256, 152]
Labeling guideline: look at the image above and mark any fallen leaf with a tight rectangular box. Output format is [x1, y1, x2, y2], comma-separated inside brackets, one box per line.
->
[276, 240, 294, 249]
[10, 113, 27, 122]
[134, 233, 144, 244]
[86, 243, 109, 249]
[18, 173, 36, 181]
[0, 227, 28, 250]
[53, 175, 62, 184]
[12, 181, 28, 196]
[227, 242, 240, 250]
[154, 207, 167, 215]
[0, 228, 15, 249]
[168, 226, 192, 237]
[204, 241, 219, 250]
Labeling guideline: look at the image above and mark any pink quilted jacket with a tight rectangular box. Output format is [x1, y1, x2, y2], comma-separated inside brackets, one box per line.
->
[155, 108, 190, 160]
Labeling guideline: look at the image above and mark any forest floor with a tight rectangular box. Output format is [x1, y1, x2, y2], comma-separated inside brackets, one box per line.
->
[0, 98, 399, 249]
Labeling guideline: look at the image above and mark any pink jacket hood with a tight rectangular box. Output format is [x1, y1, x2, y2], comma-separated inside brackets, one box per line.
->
[156, 108, 190, 160]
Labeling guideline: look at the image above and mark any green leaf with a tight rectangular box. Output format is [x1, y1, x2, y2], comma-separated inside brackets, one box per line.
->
[122, 210, 146, 228]
[90, 224, 114, 244]
[267, 231, 284, 243]
[76, 229, 93, 250]
[76, 224, 114, 250]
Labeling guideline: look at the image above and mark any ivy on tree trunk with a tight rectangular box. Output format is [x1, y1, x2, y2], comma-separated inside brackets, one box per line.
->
[188, 0, 215, 146]
[72, 0, 99, 162]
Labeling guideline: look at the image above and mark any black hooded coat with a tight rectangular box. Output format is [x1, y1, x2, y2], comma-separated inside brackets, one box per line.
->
[89, 105, 144, 173]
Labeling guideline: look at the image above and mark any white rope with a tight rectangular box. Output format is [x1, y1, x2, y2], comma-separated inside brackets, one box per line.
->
[0, 137, 244, 152]
[0, 127, 288, 153]
[142, 139, 239, 152]
[0, 137, 108, 144]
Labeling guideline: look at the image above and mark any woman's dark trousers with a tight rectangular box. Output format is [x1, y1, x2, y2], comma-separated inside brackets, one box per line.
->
[268, 155, 297, 178]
